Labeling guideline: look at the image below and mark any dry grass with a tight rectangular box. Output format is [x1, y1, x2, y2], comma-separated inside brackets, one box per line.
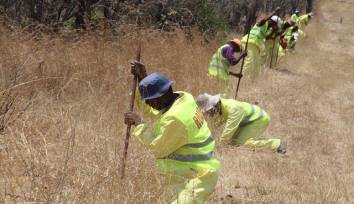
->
[1, 0, 354, 203]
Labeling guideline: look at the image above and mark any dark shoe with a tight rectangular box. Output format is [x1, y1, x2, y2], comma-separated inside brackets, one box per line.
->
[277, 140, 287, 154]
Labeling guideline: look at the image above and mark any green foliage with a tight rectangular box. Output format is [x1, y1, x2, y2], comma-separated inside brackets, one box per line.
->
[192, 0, 230, 35]
[1, 0, 308, 36]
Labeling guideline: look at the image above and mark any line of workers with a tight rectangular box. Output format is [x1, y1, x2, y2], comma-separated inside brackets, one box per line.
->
[124, 9, 312, 204]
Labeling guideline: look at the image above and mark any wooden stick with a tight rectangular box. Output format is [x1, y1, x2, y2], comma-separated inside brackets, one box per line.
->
[120, 43, 141, 179]
[234, 6, 280, 99]
[234, 23, 251, 99]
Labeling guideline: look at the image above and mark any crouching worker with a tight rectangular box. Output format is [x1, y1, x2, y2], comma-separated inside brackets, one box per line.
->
[125, 62, 220, 204]
[278, 26, 300, 58]
[208, 38, 247, 96]
[196, 93, 287, 154]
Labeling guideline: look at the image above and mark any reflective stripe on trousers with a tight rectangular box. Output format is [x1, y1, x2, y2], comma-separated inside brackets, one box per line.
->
[164, 152, 213, 162]
[163, 136, 214, 162]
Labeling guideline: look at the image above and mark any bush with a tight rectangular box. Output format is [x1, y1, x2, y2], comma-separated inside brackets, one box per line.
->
[0, 0, 309, 34]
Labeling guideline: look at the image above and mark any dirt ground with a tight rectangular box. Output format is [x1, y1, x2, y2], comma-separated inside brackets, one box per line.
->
[0, 0, 353, 203]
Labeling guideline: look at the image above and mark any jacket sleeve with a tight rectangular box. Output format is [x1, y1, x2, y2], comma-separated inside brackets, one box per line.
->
[134, 89, 160, 119]
[299, 15, 309, 24]
[220, 106, 247, 142]
[132, 116, 189, 158]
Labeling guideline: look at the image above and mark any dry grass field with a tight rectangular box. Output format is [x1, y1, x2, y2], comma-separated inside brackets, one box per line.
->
[1, 0, 353, 203]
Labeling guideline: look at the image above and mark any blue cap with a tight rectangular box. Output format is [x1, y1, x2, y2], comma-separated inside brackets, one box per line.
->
[138, 72, 174, 100]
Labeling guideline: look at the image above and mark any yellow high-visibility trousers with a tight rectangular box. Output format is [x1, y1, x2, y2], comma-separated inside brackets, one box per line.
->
[278, 45, 286, 58]
[264, 38, 279, 66]
[298, 29, 305, 37]
[231, 112, 281, 151]
[243, 43, 261, 81]
[264, 39, 273, 62]
[162, 170, 219, 204]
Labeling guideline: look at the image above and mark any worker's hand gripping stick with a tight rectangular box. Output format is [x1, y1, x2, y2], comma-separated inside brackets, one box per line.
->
[120, 43, 142, 179]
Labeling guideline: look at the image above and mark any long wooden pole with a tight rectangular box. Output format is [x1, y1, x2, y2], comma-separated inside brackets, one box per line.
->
[234, 6, 280, 99]
[234, 31, 250, 99]
[120, 43, 141, 179]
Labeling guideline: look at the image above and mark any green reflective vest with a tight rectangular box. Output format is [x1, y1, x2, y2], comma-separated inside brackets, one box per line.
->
[133, 91, 220, 177]
[208, 44, 231, 81]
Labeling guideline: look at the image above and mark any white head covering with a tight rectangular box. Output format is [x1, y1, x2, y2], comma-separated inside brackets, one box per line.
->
[196, 93, 221, 113]
[292, 33, 299, 41]
[270, 15, 282, 28]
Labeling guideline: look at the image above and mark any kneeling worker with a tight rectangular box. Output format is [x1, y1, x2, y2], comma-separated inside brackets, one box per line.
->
[125, 62, 220, 204]
[196, 93, 287, 153]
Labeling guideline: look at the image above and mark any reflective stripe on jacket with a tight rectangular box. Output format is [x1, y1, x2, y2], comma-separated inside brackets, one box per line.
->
[133, 91, 220, 177]
[219, 98, 265, 142]
[208, 44, 231, 80]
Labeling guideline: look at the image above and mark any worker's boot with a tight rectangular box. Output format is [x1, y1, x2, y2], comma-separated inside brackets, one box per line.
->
[277, 139, 288, 154]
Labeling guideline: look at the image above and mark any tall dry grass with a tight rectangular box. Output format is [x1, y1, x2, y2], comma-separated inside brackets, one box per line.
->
[1, 0, 354, 203]
[0, 22, 227, 203]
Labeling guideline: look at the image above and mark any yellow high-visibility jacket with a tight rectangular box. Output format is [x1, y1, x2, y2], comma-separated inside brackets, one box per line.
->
[242, 21, 271, 54]
[292, 14, 309, 37]
[218, 98, 264, 142]
[291, 14, 300, 24]
[299, 14, 311, 28]
[208, 44, 232, 81]
[133, 91, 220, 178]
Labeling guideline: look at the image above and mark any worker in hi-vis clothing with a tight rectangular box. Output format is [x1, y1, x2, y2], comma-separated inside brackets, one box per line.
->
[241, 15, 281, 80]
[124, 62, 220, 204]
[298, 12, 313, 31]
[196, 93, 287, 153]
[278, 26, 300, 58]
[208, 38, 247, 96]
[264, 16, 282, 64]
[291, 10, 304, 36]
[291, 10, 301, 24]
[291, 10, 312, 37]
[266, 19, 296, 63]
